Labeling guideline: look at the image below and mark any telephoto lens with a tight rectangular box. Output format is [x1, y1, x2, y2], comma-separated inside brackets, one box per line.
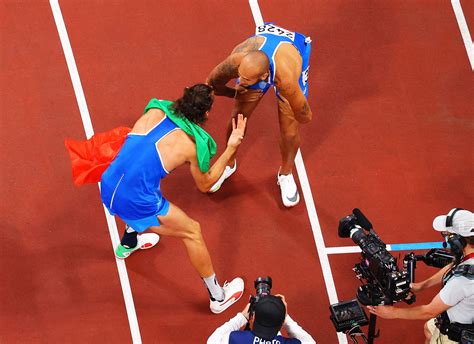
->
[255, 276, 272, 297]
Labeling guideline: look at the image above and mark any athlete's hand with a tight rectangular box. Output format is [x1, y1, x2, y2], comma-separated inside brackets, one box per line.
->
[227, 114, 247, 148]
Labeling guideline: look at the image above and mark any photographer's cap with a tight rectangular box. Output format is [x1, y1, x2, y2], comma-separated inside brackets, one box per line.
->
[253, 296, 286, 340]
[433, 208, 474, 237]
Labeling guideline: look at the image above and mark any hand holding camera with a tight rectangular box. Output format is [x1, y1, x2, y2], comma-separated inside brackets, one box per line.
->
[241, 293, 288, 322]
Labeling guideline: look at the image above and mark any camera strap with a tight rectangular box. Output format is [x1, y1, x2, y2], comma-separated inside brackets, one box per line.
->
[460, 252, 474, 263]
[442, 254, 474, 286]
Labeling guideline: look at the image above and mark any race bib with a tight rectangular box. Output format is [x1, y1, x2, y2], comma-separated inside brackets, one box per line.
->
[256, 24, 295, 41]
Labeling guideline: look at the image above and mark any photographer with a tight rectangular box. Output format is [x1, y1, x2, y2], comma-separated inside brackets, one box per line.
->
[367, 208, 474, 343]
[207, 294, 316, 344]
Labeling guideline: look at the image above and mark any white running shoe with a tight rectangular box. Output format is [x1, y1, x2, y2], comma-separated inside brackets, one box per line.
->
[114, 233, 160, 259]
[277, 171, 300, 207]
[208, 161, 237, 193]
[209, 277, 245, 314]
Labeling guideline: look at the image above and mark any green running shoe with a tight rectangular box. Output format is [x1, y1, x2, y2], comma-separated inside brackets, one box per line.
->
[115, 233, 160, 259]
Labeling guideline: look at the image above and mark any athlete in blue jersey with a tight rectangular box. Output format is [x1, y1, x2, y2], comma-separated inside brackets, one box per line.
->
[100, 84, 247, 314]
[207, 23, 313, 207]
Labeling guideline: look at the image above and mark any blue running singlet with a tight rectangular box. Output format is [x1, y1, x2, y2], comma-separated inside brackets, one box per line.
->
[100, 115, 180, 231]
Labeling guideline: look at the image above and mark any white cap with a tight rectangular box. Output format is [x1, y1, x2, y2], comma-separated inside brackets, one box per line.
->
[433, 208, 474, 237]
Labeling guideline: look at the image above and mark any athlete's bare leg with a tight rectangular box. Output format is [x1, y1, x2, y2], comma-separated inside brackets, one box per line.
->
[224, 88, 264, 166]
[148, 202, 214, 278]
[277, 97, 300, 175]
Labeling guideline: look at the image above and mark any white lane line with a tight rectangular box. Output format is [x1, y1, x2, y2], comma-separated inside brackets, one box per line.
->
[295, 152, 348, 344]
[246, 1, 346, 342]
[326, 245, 393, 255]
[326, 246, 363, 255]
[249, 0, 264, 26]
[49, 1, 142, 342]
[294, 151, 340, 304]
[451, 0, 474, 70]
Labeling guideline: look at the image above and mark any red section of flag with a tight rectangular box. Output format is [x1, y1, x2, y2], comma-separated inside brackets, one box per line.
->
[64, 126, 131, 186]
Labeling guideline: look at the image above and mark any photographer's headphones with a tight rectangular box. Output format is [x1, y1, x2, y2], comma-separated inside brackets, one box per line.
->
[443, 208, 467, 260]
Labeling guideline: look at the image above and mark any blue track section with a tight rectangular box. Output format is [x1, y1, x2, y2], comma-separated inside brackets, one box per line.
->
[389, 242, 445, 251]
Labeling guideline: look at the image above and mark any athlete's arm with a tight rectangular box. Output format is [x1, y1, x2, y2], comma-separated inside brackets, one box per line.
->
[276, 70, 312, 124]
[189, 114, 247, 192]
[206, 54, 242, 98]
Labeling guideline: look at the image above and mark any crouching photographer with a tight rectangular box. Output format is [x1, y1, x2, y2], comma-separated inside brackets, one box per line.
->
[367, 208, 474, 344]
[207, 277, 316, 344]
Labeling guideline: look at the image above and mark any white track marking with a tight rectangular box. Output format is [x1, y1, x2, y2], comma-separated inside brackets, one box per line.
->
[49, 1, 142, 342]
[247, 1, 347, 342]
[451, 0, 474, 70]
[326, 246, 364, 255]
[249, 0, 264, 26]
[295, 152, 348, 344]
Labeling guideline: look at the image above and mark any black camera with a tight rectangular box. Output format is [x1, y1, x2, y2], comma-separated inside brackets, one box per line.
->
[249, 276, 272, 315]
[334, 209, 456, 343]
[338, 209, 413, 305]
[255, 276, 272, 298]
[338, 209, 455, 307]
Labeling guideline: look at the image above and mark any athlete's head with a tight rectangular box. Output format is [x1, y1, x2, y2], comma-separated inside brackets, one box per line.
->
[172, 83, 214, 125]
[238, 51, 269, 87]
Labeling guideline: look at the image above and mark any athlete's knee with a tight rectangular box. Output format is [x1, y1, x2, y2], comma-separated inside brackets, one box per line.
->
[280, 130, 300, 145]
[184, 219, 203, 241]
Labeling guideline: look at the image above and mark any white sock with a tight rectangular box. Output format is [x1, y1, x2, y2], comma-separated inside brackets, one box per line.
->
[203, 274, 224, 301]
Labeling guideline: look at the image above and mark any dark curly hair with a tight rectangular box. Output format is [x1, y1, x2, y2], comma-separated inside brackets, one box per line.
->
[171, 84, 214, 125]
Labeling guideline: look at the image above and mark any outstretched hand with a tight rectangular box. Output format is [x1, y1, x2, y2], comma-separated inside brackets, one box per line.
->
[227, 114, 247, 148]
